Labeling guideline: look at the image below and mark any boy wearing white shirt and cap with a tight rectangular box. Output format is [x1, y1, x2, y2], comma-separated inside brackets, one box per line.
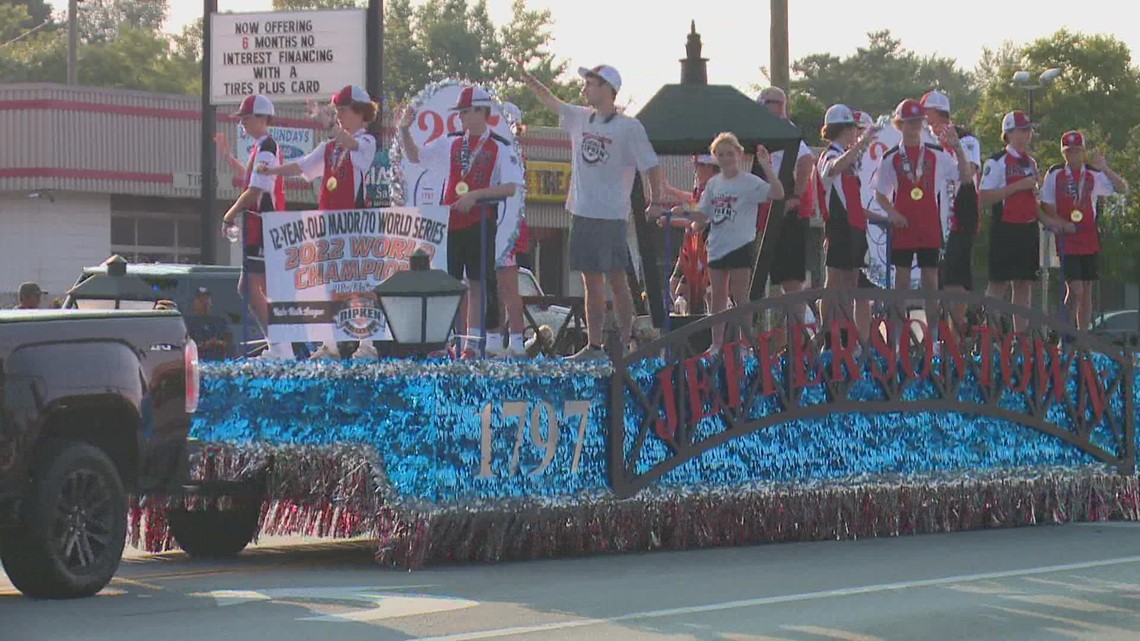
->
[517, 61, 665, 360]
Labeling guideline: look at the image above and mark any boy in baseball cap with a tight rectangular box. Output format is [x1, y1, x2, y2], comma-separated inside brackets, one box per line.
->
[1039, 130, 1129, 329]
[577, 65, 622, 96]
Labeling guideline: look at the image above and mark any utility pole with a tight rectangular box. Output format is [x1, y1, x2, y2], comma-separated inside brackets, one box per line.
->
[67, 0, 78, 85]
[200, 0, 218, 265]
[769, 0, 789, 91]
[365, 0, 384, 141]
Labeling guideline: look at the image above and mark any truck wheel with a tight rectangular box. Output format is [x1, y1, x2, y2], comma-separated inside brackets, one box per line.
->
[0, 441, 127, 599]
[167, 502, 261, 558]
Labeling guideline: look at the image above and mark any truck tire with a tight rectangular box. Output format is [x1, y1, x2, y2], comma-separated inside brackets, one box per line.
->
[0, 440, 127, 599]
[167, 502, 260, 558]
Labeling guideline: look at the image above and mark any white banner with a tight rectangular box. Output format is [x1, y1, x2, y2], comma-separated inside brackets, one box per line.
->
[210, 9, 366, 104]
[263, 206, 450, 343]
[400, 81, 524, 266]
[856, 123, 951, 289]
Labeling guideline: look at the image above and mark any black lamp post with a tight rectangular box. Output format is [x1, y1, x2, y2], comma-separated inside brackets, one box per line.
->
[374, 250, 467, 356]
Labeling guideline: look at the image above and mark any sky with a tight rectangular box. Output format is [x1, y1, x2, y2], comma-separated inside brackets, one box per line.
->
[47, 0, 1140, 109]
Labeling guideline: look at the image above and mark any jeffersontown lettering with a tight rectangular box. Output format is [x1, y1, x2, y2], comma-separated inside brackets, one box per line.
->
[649, 318, 1113, 443]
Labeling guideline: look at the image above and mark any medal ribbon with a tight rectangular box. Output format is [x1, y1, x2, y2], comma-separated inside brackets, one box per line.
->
[457, 129, 492, 186]
[1064, 166, 1088, 211]
[900, 144, 927, 188]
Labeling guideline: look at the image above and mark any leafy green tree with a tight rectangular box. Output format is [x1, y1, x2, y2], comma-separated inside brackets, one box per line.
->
[78, 0, 168, 43]
[272, 0, 363, 8]
[791, 30, 978, 121]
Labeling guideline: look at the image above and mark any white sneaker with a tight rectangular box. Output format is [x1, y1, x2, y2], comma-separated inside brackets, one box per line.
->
[351, 341, 378, 360]
[309, 342, 341, 360]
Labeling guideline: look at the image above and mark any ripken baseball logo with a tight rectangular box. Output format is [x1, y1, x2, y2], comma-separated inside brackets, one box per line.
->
[335, 293, 385, 339]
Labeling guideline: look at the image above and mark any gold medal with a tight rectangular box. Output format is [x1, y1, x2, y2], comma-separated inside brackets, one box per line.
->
[1070, 209, 1084, 223]
[910, 187, 924, 200]
[454, 181, 470, 195]
[326, 176, 338, 192]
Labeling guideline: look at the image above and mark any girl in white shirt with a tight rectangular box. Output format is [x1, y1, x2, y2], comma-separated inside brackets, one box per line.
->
[687, 133, 783, 352]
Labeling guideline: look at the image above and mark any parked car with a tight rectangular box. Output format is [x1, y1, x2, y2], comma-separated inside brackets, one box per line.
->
[0, 309, 197, 598]
[66, 261, 254, 357]
[1090, 309, 1140, 349]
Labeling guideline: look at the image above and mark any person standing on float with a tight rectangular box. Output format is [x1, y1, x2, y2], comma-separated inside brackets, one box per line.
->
[980, 111, 1041, 332]
[220, 94, 290, 359]
[665, 154, 719, 315]
[814, 104, 879, 344]
[517, 61, 664, 360]
[1039, 131, 1128, 329]
[487, 101, 532, 358]
[260, 85, 379, 360]
[873, 98, 972, 339]
[756, 87, 815, 303]
[921, 90, 982, 336]
[398, 86, 523, 358]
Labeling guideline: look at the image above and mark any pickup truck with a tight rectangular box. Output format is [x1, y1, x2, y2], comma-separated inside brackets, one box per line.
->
[0, 309, 200, 598]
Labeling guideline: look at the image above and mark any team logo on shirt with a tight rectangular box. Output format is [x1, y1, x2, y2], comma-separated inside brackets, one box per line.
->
[335, 292, 385, 339]
[580, 133, 612, 165]
[710, 195, 739, 224]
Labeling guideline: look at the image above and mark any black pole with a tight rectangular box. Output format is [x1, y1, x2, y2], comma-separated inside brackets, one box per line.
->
[200, 0, 218, 265]
[366, 0, 384, 140]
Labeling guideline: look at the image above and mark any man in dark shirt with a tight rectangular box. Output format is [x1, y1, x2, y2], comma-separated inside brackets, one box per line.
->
[185, 287, 231, 361]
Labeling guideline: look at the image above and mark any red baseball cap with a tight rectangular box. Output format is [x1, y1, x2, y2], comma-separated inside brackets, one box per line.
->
[1002, 110, 1034, 133]
[332, 85, 372, 106]
[1061, 130, 1085, 148]
[234, 95, 275, 117]
[451, 86, 494, 111]
[893, 99, 924, 122]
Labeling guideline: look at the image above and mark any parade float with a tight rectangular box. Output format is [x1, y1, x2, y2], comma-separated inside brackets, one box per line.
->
[133, 25, 1140, 568]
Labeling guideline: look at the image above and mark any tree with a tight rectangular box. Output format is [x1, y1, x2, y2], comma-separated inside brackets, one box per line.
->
[78, 0, 168, 43]
[791, 30, 978, 121]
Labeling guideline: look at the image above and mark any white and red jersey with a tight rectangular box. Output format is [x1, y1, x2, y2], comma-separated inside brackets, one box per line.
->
[814, 142, 867, 230]
[419, 129, 523, 231]
[296, 128, 377, 210]
[873, 142, 959, 250]
[1041, 163, 1116, 255]
[241, 134, 285, 248]
[979, 146, 1039, 225]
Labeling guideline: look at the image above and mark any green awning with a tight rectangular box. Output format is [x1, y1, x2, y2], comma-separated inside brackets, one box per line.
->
[635, 84, 803, 155]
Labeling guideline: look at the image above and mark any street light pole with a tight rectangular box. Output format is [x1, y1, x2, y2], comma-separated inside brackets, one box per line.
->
[67, 0, 78, 85]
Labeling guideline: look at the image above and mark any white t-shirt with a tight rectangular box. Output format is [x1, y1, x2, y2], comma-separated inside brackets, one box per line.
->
[296, 128, 377, 185]
[559, 104, 659, 220]
[1040, 165, 1115, 217]
[697, 172, 773, 261]
[246, 134, 281, 194]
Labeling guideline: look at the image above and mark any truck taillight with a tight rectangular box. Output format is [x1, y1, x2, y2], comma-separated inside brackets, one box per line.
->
[185, 338, 200, 413]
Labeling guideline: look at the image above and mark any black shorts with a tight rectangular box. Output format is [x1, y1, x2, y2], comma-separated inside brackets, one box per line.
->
[769, 210, 807, 284]
[708, 242, 755, 270]
[1063, 253, 1099, 281]
[890, 248, 940, 269]
[988, 219, 1039, 282]
[941, 230, 974, 289]
[953, 183, 980, 235]
[447, 217, 498, 282]
[824, 215, 868, 270]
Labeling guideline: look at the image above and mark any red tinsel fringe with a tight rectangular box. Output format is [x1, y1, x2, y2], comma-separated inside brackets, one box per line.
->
[128, 444, 1140, 570]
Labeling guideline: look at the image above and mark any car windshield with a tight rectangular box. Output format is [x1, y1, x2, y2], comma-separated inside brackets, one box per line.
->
[517, 272, 542, 298]
[1095, 311, 1139, 332]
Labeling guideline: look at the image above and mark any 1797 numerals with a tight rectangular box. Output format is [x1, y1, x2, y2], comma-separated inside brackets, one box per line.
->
[478, 401, 592, 477]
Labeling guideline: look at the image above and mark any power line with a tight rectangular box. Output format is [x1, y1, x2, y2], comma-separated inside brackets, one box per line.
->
[1, 19, 52, 50]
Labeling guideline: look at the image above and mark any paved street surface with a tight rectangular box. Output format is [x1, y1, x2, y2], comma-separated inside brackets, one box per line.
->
[2, 522, 1139, 641]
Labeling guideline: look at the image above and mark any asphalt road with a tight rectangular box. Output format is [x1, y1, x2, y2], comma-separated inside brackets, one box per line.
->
[2, 522, 1139, 641]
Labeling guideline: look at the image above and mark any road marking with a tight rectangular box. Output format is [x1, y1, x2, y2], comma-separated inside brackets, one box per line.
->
[1004, 594, 1132, 614]
[782, 625, 883, 641]
[190, 585, 474, 623]
[988, 605, 1139, 641]
[410, 555, 1140, 641]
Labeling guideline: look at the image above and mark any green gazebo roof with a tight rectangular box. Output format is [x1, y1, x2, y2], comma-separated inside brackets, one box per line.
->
[635, 83, 803, 155]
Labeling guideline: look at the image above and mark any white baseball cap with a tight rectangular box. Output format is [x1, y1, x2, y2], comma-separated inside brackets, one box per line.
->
[853, 110, 875, 128]
[824, 104, 857, 126]
[693, 154, 719, 166]
[501, 101, 522, 124]
[578, 65, 622, 93]
[451, 86, 494, 111]
[332, 85, 372, 106]
[234, 94, 275, 117]
[920, 90, 951, 113]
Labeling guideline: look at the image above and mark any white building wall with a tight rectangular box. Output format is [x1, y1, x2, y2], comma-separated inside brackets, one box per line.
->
[0, 191, 111, 305]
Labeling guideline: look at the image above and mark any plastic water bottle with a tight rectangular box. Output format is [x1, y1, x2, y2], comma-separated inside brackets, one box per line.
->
[224, 222, 241, 243]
